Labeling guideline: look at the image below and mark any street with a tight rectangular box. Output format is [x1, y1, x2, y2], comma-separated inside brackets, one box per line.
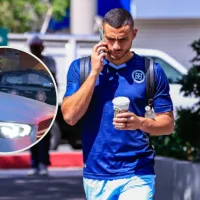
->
[0, 168, 85, 200]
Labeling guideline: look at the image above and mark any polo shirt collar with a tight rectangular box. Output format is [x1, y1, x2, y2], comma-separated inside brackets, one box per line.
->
[104, 59, 127, 70]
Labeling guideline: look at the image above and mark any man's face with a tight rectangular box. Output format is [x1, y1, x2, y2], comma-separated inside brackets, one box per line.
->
[30, 45, 43, 58]
[103, 23, 137, 61]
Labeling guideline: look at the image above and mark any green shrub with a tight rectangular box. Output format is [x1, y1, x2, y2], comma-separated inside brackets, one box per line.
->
[151, 38, 200, 162]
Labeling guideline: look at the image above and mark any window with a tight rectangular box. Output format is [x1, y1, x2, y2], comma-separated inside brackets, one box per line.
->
[152, 57, 182, 84]
[1, 73, 24, 85]
[27, 73, 52, 86]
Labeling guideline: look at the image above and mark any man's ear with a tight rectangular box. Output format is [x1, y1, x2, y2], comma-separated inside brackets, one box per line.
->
[132, 28, 138, 39]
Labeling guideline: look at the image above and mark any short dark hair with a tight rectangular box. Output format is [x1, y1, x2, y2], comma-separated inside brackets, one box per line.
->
[103, 8, 134, 29]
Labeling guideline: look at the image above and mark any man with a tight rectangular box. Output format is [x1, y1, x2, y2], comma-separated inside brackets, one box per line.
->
[27, 35, 57, 176]
[28, 35, 57, 81]
[62, 8, 174, 200]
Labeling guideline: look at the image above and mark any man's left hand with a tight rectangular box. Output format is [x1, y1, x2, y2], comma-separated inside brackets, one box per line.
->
[113, 112, 142, 130]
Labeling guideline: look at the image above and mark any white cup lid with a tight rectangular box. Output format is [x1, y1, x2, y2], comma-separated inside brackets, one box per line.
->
[112, 97, 130, 106]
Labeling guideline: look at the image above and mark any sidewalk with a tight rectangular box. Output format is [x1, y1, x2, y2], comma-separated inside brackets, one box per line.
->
[0, 145, 83, 169]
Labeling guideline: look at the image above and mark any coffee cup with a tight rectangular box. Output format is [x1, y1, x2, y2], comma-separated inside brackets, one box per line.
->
[112, 97, 130, 117]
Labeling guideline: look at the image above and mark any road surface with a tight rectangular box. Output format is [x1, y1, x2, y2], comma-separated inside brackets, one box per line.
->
[0, 168, 85, 200]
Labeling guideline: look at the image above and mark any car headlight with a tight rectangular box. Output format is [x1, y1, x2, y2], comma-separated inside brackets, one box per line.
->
[0, 122, 32, 138]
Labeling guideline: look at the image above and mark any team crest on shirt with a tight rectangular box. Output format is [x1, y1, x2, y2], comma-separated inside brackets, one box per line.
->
[132, 70, 145, 83]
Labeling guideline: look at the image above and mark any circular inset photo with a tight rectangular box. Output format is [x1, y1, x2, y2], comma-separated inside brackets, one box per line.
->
[0, 46, 58, 154]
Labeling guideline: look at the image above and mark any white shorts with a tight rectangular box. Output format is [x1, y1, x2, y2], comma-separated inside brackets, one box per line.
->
[83, 174, 156, 200]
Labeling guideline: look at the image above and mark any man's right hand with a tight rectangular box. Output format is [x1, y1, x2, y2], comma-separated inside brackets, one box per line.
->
[90, 42, 108, 76]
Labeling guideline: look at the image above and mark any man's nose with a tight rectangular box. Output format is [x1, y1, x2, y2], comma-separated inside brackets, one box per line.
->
[113, 41, 121, 50]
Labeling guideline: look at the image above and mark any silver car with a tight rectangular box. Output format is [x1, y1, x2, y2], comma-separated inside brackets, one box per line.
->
[0, 92, 56, 153]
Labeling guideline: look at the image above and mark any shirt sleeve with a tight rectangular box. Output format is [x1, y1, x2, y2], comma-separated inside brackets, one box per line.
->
[63, 59, 80, 98]
[153, 63, 173, 113]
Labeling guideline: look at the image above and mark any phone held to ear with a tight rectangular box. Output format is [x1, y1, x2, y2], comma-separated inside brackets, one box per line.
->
[99, 29, 105, 54]
[100, 29, 104, 42]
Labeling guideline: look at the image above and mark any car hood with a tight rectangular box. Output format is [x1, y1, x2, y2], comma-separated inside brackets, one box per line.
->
[0, 92, 56, 124]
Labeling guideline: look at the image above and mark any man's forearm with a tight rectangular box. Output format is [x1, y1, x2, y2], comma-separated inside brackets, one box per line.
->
[139, 114, 174, 135]
[61, 71, 98, 126]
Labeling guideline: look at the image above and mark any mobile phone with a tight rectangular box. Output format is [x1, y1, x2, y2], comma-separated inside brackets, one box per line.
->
[100, 29, 104, 42]
[99, 29, 105, 54]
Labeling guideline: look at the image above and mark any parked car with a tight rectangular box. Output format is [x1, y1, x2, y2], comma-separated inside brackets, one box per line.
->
[0, 92, 56, 153]
[0, 69, 56, 105]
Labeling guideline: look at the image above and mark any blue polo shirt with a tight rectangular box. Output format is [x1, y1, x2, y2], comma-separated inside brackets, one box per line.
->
[64, 53, 173, 180]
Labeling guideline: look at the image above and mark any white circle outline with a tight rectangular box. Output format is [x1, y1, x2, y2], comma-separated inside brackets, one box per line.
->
[132, 70, 145, 83]
[0, 45, 59, 155]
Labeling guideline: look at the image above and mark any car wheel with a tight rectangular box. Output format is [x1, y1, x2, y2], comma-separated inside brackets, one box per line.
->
[36, 91, 47, 102]
[50, 120, 61, 150]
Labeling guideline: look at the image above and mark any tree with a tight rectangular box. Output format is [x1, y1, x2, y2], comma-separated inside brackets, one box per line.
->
[150, 39, 200, 161]
[0, 0, 69, 33]
[175, 38, 200, 161]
